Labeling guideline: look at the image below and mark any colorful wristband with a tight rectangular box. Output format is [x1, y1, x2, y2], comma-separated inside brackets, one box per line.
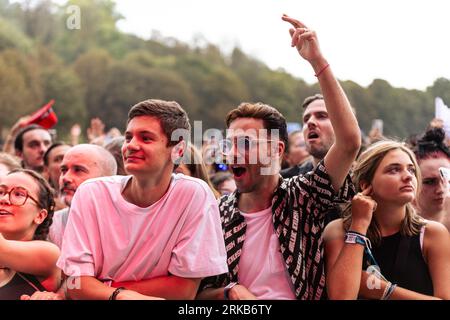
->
[224, 282, 238, 300]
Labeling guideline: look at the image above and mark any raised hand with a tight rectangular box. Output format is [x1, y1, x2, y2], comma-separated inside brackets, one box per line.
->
[350, 186, 377, 233]
[70, 123, 82, 145]
[281, 14, 326, 69]
[87, 118, 105, 143]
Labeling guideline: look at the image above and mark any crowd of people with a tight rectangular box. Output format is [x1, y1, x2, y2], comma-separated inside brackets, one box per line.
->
[0, 14, 449, 300]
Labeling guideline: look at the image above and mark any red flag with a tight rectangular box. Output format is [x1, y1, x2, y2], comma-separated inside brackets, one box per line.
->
[26, 100, 58, 129]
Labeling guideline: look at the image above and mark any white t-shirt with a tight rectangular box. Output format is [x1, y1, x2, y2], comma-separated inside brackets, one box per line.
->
[57, 174, 228, 282]
[48, 207, 70, 249]
[238, 208, 296, 299]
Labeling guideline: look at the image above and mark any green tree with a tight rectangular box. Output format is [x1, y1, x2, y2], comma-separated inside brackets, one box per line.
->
[56, 0, 124, 61]
[41, 65, 87, 138]
[0, 16, 32, 51]
[73, 49, 113, 120]
[0, 49, 42, 130]
[102, 62, 197, 130]
[427, 78, 450, 108]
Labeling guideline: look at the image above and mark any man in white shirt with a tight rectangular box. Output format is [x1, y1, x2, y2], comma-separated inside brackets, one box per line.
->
[57, 99, 227, 300]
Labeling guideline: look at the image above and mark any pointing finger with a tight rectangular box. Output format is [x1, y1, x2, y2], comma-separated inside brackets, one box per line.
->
[282, 14, 307, 29]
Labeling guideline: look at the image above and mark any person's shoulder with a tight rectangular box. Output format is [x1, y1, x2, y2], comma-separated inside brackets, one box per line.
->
[423, 219, 450, 258]
[424, 219, 450, 239]
[172, 173, 212, 193]
[54, 207, 69, 216]
[52, 207, 69, 221]
[323, 218, 345, 242]
[78, 175, 127, 189]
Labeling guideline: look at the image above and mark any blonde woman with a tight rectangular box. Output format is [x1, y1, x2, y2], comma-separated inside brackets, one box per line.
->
[323, 140, 450, 300]
[174, 143, 220, 198]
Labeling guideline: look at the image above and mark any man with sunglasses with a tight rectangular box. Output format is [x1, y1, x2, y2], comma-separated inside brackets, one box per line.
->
[198, 15, 360, 300]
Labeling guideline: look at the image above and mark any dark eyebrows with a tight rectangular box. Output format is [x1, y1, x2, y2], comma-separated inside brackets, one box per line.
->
[303, 110, 328, 121]
[384, 163, 415, 169]
[125, 130, 155, 136]
[27, 140, 41, 145]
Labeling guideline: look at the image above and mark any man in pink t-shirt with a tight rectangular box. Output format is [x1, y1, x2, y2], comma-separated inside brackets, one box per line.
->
[57, 99, 228, 300]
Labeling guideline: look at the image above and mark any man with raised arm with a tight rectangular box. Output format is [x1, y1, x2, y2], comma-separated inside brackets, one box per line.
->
[198, 14, 360, 300]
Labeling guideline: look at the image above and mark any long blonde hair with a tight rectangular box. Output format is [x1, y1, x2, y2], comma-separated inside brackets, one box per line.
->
[179, 143, 221, 199]
[342, 140, 425, 246]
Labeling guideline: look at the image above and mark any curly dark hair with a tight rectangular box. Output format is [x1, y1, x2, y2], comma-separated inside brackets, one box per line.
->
[413, 127, 450, 161]
[7, 169, 55, 240]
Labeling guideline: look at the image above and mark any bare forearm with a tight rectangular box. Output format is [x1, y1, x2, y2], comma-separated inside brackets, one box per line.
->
[358, 273, 440, 300]
[0, 239, 59, 277]
[67, 276, 116, 300]
[327, 244, 365, 299]
[313, 60, 360, 151]
[113, 275, 200, 300]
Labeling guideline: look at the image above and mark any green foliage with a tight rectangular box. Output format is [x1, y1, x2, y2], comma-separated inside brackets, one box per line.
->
[0, 17, 33, 51]
[0, 49, 43, 129]
[73, 49, 113, 120]
[40, 65, 87, 137]
[102, 61, 198, 130]
[0, 0, 448, 141]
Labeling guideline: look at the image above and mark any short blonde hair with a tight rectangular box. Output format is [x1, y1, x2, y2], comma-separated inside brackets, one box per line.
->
[0, 152, 21, 171]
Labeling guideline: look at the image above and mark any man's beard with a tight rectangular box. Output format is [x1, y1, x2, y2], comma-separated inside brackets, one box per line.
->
[308, 145, 329, 160]
[59, 193, 72, 207]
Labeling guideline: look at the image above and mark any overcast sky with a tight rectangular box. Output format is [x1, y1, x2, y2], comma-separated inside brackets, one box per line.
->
[113, 0, 450, 91]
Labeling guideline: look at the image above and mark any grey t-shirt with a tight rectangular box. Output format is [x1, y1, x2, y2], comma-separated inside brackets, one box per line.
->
[48, 207, 70, 249]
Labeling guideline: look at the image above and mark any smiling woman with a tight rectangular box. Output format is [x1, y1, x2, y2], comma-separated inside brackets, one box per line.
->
[0, 169, 60, 300]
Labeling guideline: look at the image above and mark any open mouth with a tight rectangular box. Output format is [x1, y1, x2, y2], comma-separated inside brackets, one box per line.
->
[231, 166, 247, 178]
[308, 132, 319, 139]
[0, 210, 12, 216]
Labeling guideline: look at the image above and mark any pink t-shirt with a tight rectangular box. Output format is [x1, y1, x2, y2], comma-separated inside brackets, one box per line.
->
[238, 208, 296, 299]
[57, 174, 228, 282]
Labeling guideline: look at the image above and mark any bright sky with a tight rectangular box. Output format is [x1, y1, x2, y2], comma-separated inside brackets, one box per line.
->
[114, 0, 450, 91]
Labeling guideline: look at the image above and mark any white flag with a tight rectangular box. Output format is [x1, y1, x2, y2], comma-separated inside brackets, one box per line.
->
[435, 97, 450, 138]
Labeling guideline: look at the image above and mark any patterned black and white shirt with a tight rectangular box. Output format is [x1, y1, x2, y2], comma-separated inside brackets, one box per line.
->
[201, 160, 355, 300]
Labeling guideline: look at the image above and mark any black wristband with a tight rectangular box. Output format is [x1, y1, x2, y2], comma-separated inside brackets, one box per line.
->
[109, 287, 126, 300]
